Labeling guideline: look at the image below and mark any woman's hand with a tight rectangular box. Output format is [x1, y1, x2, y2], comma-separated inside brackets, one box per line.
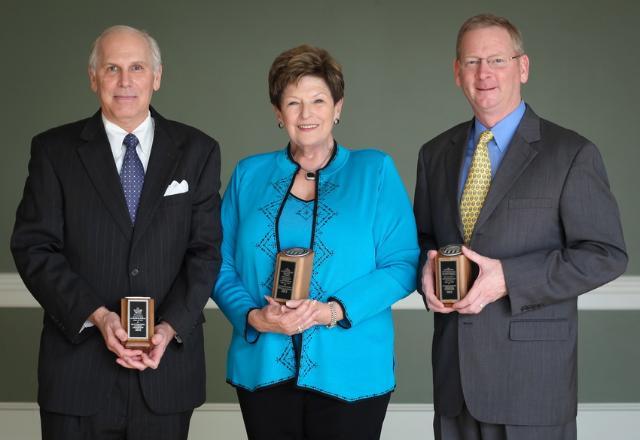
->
[247, 299, 288, 334]
[247, 297, 343, 335]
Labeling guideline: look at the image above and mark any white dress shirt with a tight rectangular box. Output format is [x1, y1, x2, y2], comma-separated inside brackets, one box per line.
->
[102, 112, 155, 172]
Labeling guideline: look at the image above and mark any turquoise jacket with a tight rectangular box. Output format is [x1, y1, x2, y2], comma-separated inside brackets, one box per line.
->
[212, 145, 418, 401]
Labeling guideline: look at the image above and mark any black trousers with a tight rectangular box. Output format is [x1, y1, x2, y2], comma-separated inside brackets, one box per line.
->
[40, 368, 193, 440]
[236, 380, 391, 440]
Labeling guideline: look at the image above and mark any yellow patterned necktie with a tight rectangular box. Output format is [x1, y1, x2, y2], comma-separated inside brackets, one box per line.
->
[460, 130, 494, 244]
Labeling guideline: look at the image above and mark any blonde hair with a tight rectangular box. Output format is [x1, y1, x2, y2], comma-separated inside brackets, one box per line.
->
[456, 14, 524, 59]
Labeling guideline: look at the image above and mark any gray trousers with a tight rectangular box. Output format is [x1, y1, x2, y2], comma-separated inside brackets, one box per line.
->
[434, 404, 576, 440]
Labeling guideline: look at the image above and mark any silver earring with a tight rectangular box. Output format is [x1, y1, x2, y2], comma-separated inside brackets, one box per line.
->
[278, 121, 284, 129]
[334, 118, 340, 125]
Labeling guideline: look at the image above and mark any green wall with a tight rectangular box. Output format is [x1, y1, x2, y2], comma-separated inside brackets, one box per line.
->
[1, 309, 639, 403]
[1, 0, 638, 272]
[0, 0, 638, 407]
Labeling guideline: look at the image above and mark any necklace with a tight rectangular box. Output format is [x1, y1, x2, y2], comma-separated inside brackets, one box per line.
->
[303, 170, 318, 181]
[297, 145, 334, 181]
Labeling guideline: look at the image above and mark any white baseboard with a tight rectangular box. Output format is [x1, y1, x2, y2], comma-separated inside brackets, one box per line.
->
[1, 402, 638, 440]
[1, 273, 639, 310]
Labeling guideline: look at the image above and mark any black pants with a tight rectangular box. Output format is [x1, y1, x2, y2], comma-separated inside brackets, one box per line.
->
[236, 380, 391, 440]
[40, 368, 193, 440]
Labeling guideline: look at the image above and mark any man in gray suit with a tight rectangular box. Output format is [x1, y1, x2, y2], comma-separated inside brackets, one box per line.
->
[414, 14, 627, 439]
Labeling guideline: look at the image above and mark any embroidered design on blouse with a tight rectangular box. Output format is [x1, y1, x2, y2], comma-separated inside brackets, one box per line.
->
[260, 273, 274, 292]
[311, 238, 333, 273]
[276, 341, 297, 373]
[299, 326, 319, 377]
[256, 175, 339, 376]
[296, 203, 313, 220]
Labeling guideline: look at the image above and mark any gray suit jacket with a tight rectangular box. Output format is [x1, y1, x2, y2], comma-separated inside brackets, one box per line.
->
[414, 105, 627, 425]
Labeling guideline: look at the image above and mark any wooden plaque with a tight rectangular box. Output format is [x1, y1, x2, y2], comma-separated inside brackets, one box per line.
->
[272, 248, 314, 303]
[120, 297, 155, 351]
[434, 245, 472, 306]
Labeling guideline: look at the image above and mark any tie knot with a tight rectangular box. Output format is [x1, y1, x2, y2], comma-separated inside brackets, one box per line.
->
[478, 130, 494, 146]
[123, 133, 139, 150]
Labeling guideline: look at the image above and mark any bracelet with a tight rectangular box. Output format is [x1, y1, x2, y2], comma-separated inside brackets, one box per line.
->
[326, 301, 338, 329]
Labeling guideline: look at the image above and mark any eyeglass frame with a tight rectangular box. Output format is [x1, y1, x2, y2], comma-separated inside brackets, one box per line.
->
[458, 54, 525, 70]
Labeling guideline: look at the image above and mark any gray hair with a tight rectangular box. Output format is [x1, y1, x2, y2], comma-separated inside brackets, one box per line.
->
[88, 25, 162, 72]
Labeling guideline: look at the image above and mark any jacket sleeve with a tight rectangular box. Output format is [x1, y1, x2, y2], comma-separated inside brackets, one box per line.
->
[330, 155, 419, 327]
[413, 145, 438, 302]
[501, 141, 627, 315]
[11, 136, 104, 343]
[158, 140, 223, 340]
[211, 163, 261, 343]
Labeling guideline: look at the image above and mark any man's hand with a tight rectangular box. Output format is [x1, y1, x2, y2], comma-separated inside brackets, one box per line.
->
[421, 250, 454, 313]
[139, 322, 177, 370]
[90, 306, 144, 368]
[453, 246, 507, 314]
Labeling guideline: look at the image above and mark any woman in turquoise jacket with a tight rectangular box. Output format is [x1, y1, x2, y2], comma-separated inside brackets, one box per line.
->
[212, 44, 418, 440]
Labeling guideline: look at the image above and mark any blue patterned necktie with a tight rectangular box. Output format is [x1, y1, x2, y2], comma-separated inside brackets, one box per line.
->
[120, 133, 145, 224]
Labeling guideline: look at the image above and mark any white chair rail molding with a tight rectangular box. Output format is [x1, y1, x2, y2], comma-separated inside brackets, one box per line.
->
[2, 273, 639, 310]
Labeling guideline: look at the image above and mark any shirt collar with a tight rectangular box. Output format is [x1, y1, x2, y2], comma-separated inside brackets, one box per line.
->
[102, 112, 154, 156]
[473, 101, 526, 152]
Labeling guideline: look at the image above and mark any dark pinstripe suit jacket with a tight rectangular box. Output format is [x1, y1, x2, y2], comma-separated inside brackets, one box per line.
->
[414, 106, 627, 426]
[11, 108, 222, 416]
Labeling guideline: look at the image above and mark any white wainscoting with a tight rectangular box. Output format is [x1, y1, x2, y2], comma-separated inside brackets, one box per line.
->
[2, 274, 638, 438]
[1, 402, 638, 439]
[1, 273, 639, 310]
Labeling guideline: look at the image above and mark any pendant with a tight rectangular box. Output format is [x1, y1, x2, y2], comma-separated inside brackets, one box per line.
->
[304, 171, 316, 181]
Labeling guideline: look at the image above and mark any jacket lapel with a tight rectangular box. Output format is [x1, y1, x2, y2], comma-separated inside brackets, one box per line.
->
[77, 111, 133, 240]
[473, 107, 541, 234]
[446, 122, 473, 241]
[131, 110, 183, 248]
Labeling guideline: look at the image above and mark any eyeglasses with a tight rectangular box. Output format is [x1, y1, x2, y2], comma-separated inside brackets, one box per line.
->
[459, 54, 524, 70]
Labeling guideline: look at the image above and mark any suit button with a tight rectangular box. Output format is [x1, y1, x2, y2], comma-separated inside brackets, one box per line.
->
[130, 268, 140, 276]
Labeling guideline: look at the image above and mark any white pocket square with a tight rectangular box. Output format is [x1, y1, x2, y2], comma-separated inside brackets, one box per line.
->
[164, 180, 189, 196]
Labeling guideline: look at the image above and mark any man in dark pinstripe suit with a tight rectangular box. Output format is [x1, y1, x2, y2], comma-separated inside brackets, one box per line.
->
[11, 25, 221, 439]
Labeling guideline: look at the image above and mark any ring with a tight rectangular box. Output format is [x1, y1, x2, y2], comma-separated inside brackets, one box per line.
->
[297, 326, 303, 333]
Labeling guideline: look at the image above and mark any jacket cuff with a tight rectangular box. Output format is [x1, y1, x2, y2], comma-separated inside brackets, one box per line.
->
[244, 308, 261, 343]
[328, 297, 351, 329]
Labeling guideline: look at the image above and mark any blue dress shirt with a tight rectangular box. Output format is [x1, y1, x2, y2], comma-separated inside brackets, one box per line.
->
[458, 101, 527, 200]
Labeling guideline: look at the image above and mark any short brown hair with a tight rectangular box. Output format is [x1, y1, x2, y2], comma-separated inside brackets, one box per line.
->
[456, 14, 524, 59]
[268, 45, 344, 108]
